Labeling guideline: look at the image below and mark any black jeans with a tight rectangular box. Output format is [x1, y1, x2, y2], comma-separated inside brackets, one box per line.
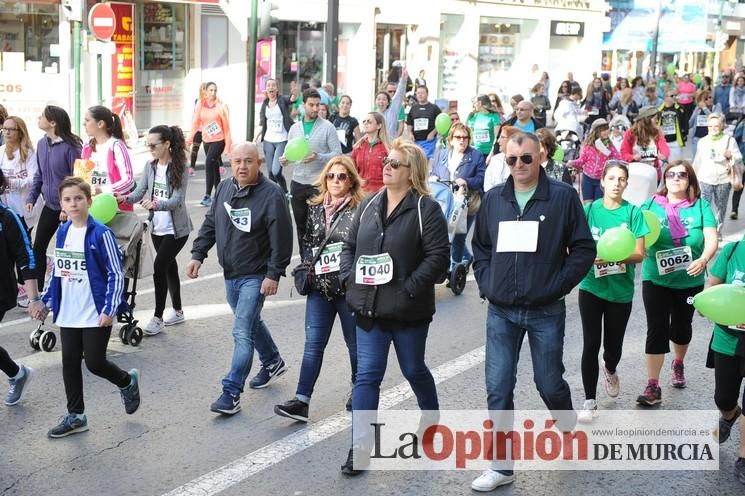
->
[732, 172, 745, 213]
[290, 181, 319, 244]
[0, 345, 20, 378]
[33, 205, 63, 291]
[578, 290, 632, 400]
[642, 281, 703, 354]
[203, 139, 225, 197]
[189, 131, 203, 169]
[151, 233, 188, 318]
[61, 326, 130, 414]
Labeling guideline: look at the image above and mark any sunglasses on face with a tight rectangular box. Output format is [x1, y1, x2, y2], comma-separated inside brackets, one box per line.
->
[452, 135, 469, 141]
[362, 119, 375, 124]
[326, 172, 349, 181]
[147, 142, 163, 150]
[382, 157, 410, 169]
[505, 154, 535, 166]
[665, 171, 688, 180]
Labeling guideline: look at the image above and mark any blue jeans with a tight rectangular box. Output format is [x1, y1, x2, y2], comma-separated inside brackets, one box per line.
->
[451, 214, 474, 269]
[416, 138, 437, 159]
[296, 291, 357, 402]
[222, 276, 281, 396]
[352, 322, 439, 446]
[581, 173, 603, 201]
[262, 140, 288, 193]
[485, 300, 575, 474]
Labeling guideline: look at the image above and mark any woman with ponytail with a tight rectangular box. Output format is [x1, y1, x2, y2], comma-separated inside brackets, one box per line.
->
[82, 106, 135, 211]
[116, 125, 193, 335]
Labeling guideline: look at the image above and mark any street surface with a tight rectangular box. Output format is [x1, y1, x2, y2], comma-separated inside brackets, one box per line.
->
[2, 159, 745, 495]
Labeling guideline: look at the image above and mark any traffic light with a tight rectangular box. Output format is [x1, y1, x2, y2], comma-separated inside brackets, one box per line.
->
[258, 0, 279, 40]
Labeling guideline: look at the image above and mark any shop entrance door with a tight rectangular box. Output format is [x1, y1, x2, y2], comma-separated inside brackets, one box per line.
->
[376, 24, 406, 90]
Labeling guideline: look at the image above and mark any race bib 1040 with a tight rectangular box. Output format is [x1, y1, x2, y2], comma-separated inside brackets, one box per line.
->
[355, 253, 393, 285]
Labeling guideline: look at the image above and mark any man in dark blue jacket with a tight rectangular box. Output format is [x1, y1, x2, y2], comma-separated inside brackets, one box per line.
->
[470, 132, 595, 492]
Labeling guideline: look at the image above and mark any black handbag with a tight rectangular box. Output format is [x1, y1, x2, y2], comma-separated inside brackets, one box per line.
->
[292, 213, 343, 295]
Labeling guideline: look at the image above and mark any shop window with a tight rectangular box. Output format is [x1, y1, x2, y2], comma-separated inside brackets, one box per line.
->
[277, 22, 325, 95]
[0, 3, 60, 73]
[141, 2, 186, 71]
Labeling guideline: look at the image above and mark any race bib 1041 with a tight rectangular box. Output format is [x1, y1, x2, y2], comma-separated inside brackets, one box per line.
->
[314, 242, 343, 274]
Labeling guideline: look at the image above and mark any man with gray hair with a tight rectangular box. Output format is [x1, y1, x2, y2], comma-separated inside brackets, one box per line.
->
[187, 142, 293, 415]
[471, 132, 595, 491]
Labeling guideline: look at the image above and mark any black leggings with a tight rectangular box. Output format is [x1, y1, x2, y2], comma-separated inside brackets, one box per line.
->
[290, 181, 319, 244]
[732, 171, 745, 213]
[203, 140, 225, 197]
[61, 326, 130, 414]
[151, 233, 188, 318]
[0, 345, 20, 378]
[642, 281, 703, 354]
[713, 351, 745, 413]
[33, 205, 63, 291]
[189, 131, 203, 169]
[578, 290, 632, 399]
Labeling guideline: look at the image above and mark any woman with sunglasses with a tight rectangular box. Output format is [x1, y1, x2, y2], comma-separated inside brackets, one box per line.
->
[25, 106, 82, 292]
[431, 122, 485, 270]
[81, 105, 135, 212]
[340, 138, 449, 474]
[577, 161, 649, 423]
[689, 91, 722, 158]
[636, 161, 718, 406]
[274, 156, 364, 423]
[351, 112, 391, 194]
[693, 113, 742, 232]
[116, 126, 193, 335]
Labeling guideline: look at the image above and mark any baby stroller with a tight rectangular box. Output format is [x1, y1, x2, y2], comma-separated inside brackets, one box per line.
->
[29, 212, 147, 352]
[430, 178, 468, 295]
[556, 129, 582, 163]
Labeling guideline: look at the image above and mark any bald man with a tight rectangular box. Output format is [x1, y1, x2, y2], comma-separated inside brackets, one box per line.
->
[187, 141, 293, 415]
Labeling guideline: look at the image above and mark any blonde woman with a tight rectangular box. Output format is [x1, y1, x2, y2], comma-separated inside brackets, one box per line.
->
[351, 112, 391, 193]
[340, 138, 450, 474]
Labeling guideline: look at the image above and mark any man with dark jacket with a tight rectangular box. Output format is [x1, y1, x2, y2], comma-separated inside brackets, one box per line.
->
[470, 132, 595, 492]
[186, 142, 293, 416]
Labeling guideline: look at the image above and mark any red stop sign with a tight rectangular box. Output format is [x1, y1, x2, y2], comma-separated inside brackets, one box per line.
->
[88, 3, 117, 41]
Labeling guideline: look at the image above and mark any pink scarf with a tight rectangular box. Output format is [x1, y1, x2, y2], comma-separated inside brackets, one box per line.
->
[323, 193, 351, 233]
[653, 194, 693, 247]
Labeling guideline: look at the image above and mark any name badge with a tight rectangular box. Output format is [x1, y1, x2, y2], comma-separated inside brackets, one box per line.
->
[314, 242, 343, 274]
[473, 129, 490, 143]
[496, 221, 539, 253]
[655, 246, 692, 276]
[593, 261, 627, 278]
[153, 181, 169, 200]
[54, 249, 87, 281]
[413, 118, 429, 132]
[355, 253, 393, 285]
[267, 119, 282, 133]
[223, 202, 251, 233]
[205, 121, 222, 138]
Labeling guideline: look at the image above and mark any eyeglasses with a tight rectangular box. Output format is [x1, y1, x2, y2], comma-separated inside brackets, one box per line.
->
[147, 142, 163, 150]
[326, 172, 349, 181]
[665, 171, 689, 180]
[382, 157, 410, 169]
[362, 119, 375, 124]
[516, 108, 531, 111]
[452, 135, 469, 141]
[505, 154, 535, 166]
[1, 127, 18, 133]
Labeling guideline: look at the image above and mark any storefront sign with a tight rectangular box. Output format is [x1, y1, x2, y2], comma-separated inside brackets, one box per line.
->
[479, 0, 595, 10]
[0, 73, 68, 141]
[110, 2, 136, 141]
[551, 21, 584, 37]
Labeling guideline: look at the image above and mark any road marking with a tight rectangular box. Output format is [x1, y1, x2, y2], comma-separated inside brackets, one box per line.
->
[161, 346, 486, 496]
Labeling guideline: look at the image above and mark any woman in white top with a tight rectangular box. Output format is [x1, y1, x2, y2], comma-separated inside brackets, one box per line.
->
[693, 113, 743, 233]
[257, 79, 293, 194]
[0, 116, 38, 230]
[483, 126, 520, 192]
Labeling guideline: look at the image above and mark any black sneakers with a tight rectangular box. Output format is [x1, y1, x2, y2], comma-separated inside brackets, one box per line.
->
[210, 392, 241, 415]
[718, 405, 742, 444]
[274, 398, 309, 422]
[249, 358, 288, 389]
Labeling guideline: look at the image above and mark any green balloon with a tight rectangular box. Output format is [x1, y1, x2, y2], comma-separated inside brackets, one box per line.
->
[552, 147, 565, 162]
[693, 284, 745, 326]
[435, 113, 452, 136]
[596, 227, 636, 262]
[89, 193, 118, 224]
[666, 62, 676, 76]
[642, 210, 661, 248]
[284, 137, 311, 162]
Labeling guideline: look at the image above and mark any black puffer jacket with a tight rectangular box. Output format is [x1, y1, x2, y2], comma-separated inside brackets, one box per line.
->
[303, 202, 358, 298]
[340, 189, 449, 323]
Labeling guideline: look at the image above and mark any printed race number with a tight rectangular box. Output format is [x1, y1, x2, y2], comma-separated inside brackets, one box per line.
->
[54, 249, 87, 280]
[593, 262, 627, 278]
[355, 253, 393, 285]
[655, 246, 692, 276]
[314, 242, 342, 274]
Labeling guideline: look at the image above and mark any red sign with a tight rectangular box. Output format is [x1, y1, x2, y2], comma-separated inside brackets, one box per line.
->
[88, 3, 117, 41]
[110, 3, 135, 129]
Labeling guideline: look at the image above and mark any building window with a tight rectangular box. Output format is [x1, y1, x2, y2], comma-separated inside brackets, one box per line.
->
[0, 3, 60, 73]
[201, 14, 228, 69]
[141, 2, 187, 71]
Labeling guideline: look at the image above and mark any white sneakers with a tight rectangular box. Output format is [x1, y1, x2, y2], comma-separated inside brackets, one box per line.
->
[163, 309, 185, 326]
[471, 470, 515, 491]
[577, 399, 598, 424]
[143, 317, 164, 336]
[604, 365, 620, 398]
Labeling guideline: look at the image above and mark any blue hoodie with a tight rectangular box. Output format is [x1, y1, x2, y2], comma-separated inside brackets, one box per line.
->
[42, 215, 126, 321]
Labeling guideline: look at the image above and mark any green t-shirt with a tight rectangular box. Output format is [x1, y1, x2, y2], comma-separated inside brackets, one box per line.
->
[302, 119, 316, 139]
[293, 97, 304, 122]
[467, 112, 502, 155]
[514, 186, 536, 213]
[708, 240, 745, 356]
[640, 198, 716, 288]
[578, 200, 649, 303]
[398, 106, 406, 122]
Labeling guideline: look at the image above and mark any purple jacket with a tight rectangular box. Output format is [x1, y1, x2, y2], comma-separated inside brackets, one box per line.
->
[27, 137, 81, 210]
